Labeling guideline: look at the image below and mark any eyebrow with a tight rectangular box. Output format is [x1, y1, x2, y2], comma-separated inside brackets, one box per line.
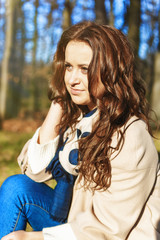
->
[64, 61, 89, 67]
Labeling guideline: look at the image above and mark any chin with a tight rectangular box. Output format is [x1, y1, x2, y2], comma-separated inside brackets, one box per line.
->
[73, 101, 86, 106]
[71, 98, 86, 106]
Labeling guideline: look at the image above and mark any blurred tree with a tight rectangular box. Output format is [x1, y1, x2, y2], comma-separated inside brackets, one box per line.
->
[32, 0, 40, 112]
[0, 0, 15, 128]
[144, 2, 157, 102]
[109, 0, 114, 26]
[46, 0, 58, 58]
[7, 0, 26, 117]
[62, 0, 75, 30]
[158, 3, 160, 54]
[127, 0, 141, 57]
[17, 0, 26, 110]
[0, 0, 6, 61]
[151, 53, 160, 121]
[151, 6, 160, 121]
[95, 0, 109, 24]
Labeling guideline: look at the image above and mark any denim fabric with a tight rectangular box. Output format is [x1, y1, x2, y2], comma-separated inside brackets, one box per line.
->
[0, 174, 66, 238]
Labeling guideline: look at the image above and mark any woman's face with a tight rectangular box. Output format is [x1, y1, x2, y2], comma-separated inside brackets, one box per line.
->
[64, 40, 96, 110]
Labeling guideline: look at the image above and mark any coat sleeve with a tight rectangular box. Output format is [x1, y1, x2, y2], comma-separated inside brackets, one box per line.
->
[68, 120, 159, 240]
[17, 128, 60, 182]
[43, 223, 77, 240]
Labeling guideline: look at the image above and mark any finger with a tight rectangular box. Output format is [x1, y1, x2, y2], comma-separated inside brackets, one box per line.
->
[1, 232, 14, 240]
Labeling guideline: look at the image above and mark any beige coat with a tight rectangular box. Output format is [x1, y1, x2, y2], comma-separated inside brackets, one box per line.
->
[18, 116, 160, 240]
[68, 117, 160, 240]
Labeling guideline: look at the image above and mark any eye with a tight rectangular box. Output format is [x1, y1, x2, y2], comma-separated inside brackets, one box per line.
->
[81, 67, 88, 74]
[65, 63, 73, 72]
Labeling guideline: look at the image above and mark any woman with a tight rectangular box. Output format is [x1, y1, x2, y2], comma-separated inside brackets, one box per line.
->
[0, 21, 159, 240]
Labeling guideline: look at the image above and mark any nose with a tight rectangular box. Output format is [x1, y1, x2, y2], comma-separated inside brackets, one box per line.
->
[68, 69, 80, 86]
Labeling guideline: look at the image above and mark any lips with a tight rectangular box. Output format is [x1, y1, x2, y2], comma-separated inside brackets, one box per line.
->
[70, 87, 83, 95]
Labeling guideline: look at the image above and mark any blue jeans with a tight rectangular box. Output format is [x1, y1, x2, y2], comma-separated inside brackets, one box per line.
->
[0, 174, 64, 239]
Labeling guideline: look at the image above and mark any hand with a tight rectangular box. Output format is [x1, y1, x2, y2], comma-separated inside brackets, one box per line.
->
[38, 101, 63, 144]
[1, 231, 27, 240]
[1, 231, 44, 240]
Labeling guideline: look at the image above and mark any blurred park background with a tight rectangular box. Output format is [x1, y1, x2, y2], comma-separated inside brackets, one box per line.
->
[0, 0, 160, 186]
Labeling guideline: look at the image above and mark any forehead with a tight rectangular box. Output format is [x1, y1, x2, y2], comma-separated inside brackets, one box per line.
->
[65, 41, 93, 63]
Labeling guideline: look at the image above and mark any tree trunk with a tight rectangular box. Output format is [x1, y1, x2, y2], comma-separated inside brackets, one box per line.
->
[158, 8, 160, 52]
[7, 0, 24, 118]
[0, 0, 14, 128]
[94, 0, 108, 25]
[32, 0, 39, 112]
[151, 9, 160, 121]
[127, 0, 141, 57]
[109, 0, 114, 26]
[62, 0, 74, 31]
[18, 0, 25, 104]
[151, 53, 160, 121]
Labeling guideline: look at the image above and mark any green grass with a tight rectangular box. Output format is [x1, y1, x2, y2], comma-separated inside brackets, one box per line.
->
[0, 131, 33, 185]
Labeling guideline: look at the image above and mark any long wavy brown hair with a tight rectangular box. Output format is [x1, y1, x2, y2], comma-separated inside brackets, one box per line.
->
[49, 21, 151, 191]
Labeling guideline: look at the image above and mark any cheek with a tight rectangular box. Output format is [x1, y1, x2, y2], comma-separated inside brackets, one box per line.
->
[82, 76, 89, 90]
